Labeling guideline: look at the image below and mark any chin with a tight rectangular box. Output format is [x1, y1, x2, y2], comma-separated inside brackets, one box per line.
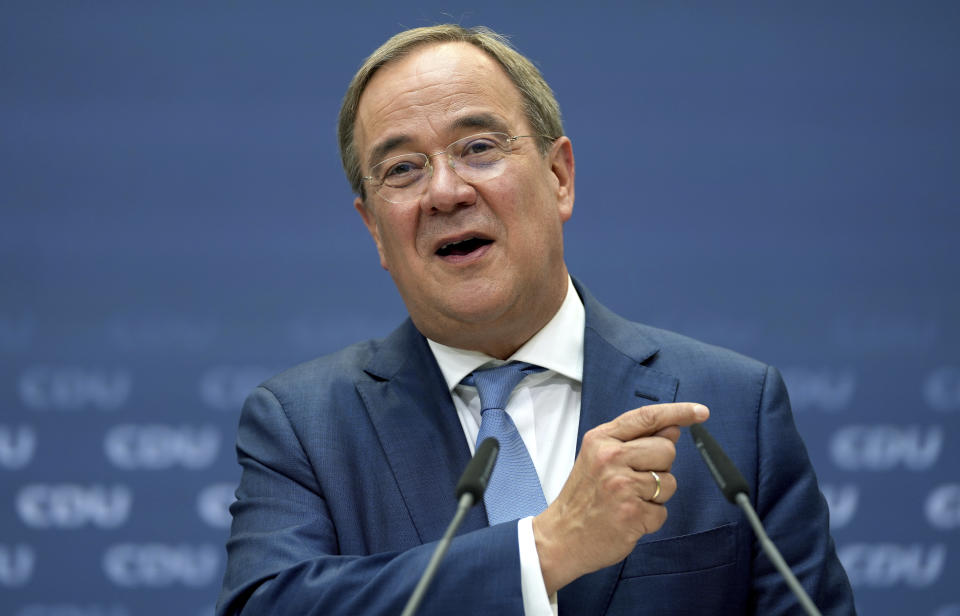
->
[441, 294, 510, 325]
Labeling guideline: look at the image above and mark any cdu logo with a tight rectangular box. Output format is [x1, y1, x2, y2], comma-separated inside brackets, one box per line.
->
[16, 484, 132, 529]
[0, 544, 35, 587]
[19, 367, 131, 412]
[820, 484, 858, 529]
[924, 366, 960, 412]
[104, 424, 220, 470]
[781, 367, 856, 412]
[829, 425, 943, 471]
[838, 543, 946, 588]
[102, 543, 220, 588]
[0, 425, 36, 470]
[199, 365, 277, 411]
[925, 484, 960, 530]
[197, 482, 236, 529]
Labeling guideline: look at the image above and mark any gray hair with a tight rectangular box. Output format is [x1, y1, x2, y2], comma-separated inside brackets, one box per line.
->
[337, 24, 564, 198]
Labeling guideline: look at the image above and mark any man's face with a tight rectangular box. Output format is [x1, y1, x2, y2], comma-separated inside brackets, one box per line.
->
[353, 42, 575, 357]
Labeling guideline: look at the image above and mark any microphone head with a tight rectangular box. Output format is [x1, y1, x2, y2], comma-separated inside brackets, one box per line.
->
[689, 423, 750, 503]
[455, 438, 499, 501]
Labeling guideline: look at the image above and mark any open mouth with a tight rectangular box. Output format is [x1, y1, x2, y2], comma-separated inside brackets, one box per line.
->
[435, 236, 493, 257]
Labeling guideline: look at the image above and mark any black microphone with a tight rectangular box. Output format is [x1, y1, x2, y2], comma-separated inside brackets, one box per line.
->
[401, 438, 499, 616]
[456, 437, 499, 501]
[689, 424, 824, 616]
[689, 424, 749, 503]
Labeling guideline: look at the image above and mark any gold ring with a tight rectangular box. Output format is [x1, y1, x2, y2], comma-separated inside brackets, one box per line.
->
[650, 471, 662, 501]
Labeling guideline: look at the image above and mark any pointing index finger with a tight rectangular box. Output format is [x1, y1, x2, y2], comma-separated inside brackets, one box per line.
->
[603, 403, 709, 442]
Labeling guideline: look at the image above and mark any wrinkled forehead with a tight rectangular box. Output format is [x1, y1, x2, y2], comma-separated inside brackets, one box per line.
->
[354, 42, 527, 165]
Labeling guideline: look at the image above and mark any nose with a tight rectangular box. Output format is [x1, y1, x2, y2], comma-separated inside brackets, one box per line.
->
[419, 151, 476, 213]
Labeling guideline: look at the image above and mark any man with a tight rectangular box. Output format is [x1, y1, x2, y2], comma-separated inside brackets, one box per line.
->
[217, 25, 855, 615]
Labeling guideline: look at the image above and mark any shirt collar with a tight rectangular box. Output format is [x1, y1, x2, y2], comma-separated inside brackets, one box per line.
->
[427, 276, 585, 392]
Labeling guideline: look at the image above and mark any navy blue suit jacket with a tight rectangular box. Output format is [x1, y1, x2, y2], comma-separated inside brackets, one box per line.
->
[217, 282, 855, 615]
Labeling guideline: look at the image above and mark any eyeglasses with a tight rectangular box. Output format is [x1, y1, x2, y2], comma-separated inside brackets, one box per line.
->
[361, 132, 552, 204]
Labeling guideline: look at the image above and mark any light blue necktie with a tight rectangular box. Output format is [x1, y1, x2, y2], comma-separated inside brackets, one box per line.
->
[462, 362, 547, 525]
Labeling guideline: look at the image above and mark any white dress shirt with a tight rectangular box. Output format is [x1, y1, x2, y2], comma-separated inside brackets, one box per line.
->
[427, 276, 584, 616]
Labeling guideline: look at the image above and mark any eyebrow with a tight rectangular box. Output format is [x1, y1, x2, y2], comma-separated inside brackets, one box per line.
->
[367, 135, 412, 172]
[365, 113, 512, 170]
[450, 113, 510, 134]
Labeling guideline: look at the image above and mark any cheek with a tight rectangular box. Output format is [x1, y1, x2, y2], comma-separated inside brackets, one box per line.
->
[491, 175, 557, 232]
[498, 161, 554, 205]
[377, 210, 421, 260]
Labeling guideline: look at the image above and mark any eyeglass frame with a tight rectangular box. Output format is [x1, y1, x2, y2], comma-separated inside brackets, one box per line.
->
[360, 132, 557, 204]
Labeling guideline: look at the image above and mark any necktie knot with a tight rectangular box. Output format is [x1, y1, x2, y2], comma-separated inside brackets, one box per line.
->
[462, 361, 545, 413]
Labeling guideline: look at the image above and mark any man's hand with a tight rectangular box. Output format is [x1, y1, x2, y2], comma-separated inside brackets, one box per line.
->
[532, 402, 709, 594]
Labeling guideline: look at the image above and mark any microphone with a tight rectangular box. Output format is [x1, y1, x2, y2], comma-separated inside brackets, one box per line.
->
[689, 424, 824, 616]
[401, 437, 499, 616]
[456, 437, 499, 501]
[689, 423, 749, 503]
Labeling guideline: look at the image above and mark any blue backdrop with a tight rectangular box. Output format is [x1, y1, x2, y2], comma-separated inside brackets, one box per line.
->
[2, 2, 958, 615]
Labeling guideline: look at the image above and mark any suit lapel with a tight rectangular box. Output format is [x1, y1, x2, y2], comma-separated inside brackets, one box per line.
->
[560, 282, 680, 614]
[355, 320, 489, 545]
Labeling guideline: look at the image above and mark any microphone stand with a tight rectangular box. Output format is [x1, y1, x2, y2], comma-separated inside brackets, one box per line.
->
[735, 492, 823, 616]
[400, 492, 475, 616]
[690, 424, 823, 616]
[400, 437, 499, 616]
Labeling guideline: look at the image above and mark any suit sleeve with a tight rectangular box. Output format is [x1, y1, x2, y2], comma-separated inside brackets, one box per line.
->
[751, 366, 857, 614]
[215, 386, 525, 616]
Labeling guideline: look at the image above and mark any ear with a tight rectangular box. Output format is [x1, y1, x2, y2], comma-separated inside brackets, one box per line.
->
[354, 196, 389, 270]
[549, 136, 575, 222]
